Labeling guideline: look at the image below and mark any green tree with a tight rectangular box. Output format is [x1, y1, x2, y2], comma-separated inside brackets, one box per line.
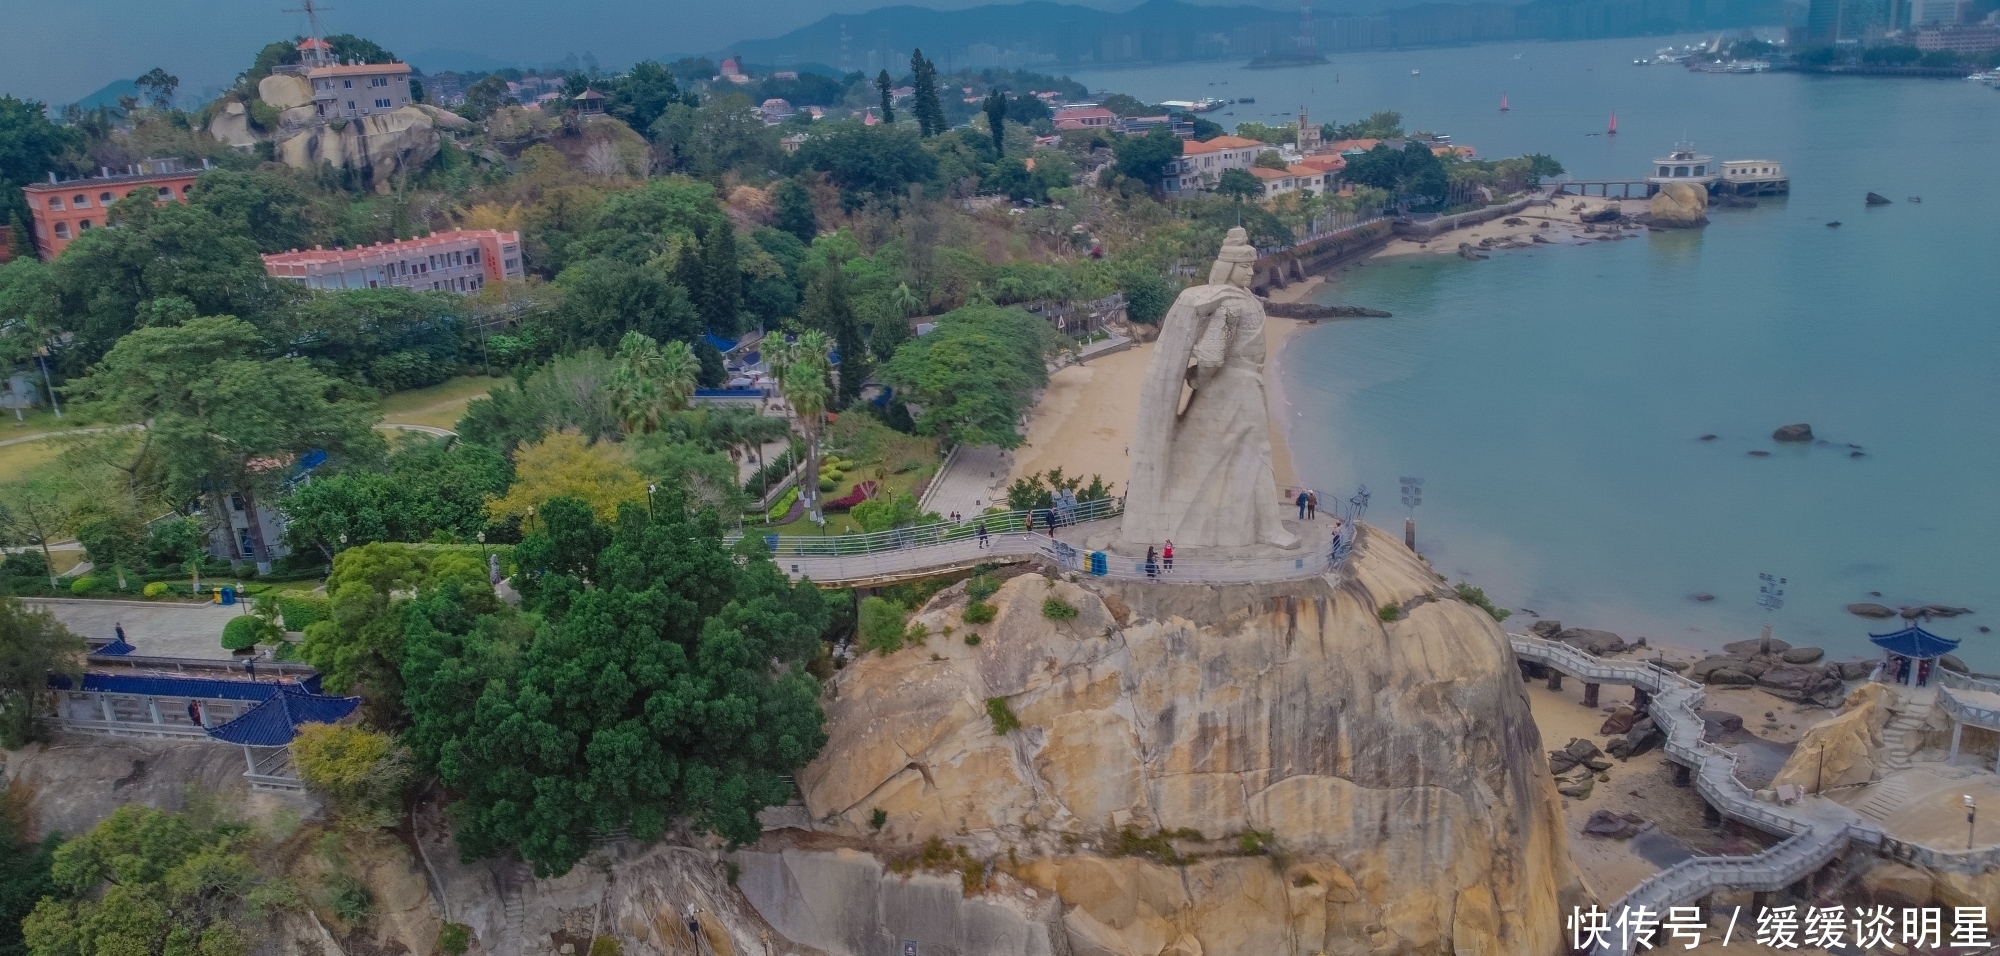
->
[67, 316, 385, 573]
[554, 258, 701, 349]
[608, 332, 699, 433]
[0, 596, 85, 748]
[762, 330, 833, 515]
[1343, 141, 1447, 208]
[134, 68, 180, 111]
[880, 303, 1054, 448]
[1110, 125, 1182, 190]
[187, 168, 317, 254]
[1215, 167, 1264, 202]
[1120, 270, 1175, 325]
[291, 724, 412, 829]
[0, 475, 79, 589]
[270, 287, 464, 391]
[461, 76, 511, 120]
[279, 438, 511, 558]
[799, 262, 867, 407]
[875, 70, 896, 125]
[1097, 93, 1153, 117]
[983, 90, 1007, 158]
[401, 497, 830, 875]
[72, 504, 146, 591]
[648, 94, 777, 178]
[23, 804, 265, 956]
[0, 95, 81, 223]
[789, 122, 938, 205]
[909, 50, 946, 137]
[607, 61, 687, 131]
[298, 542, 488, 700]
[1, 789, 60, 956]
[773, 178, 817, 244]
[456, 351, 623, 454]
[699, 224, 743, 332]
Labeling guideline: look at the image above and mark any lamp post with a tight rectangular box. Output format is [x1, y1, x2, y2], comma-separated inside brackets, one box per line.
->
[1968, 794, 1978, 851]
[35, 346, 59, 419]
[1399, 476, 1422, 552]
[1756, 572, 1787, 655]
[647, 483, 657, 518]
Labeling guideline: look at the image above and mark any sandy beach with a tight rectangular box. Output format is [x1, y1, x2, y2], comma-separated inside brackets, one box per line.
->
[1369, 195, 1648, 260]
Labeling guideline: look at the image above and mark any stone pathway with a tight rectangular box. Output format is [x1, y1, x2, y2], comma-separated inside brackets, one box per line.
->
[918, 445, 1019, 520]
[28, 597, 239, 661]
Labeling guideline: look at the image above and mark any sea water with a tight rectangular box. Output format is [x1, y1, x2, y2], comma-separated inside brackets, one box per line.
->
[1075, 38, 2000, 669]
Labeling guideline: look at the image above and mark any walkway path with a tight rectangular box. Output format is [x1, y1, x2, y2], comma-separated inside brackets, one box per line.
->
[917, 444, 1020, 520]
[1510, 634, 2000, 956]
[29, 597, 238, 661]
[376, 422, 456, 438]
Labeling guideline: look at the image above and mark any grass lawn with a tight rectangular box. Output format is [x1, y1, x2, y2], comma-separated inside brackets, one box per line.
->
[0, 407, 71, 443]
[0, 437, 67, 483]
[376, 375, 504, 432]
[753, 466, 931, 537]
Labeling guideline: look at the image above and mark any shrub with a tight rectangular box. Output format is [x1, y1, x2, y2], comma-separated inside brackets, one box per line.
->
[1111, 826, 1189, 866]
[328, 873, 373, 923]
[870, 808, 888, 830]
[766, 485, 800, 522]
[961, 857, 986, 895]
[966, 575, 999, 601]
[1237, 830, 1274, 856]
[1041, 596, 1078, 620]
[291, 723, 412, 829]
[588, 936, 621, 956]
[963, 634, 981, 646]
[437, 924, 473, 956]
[69, 577, 100, 595]
[278, 595, 332, 631]
[963, 601, 996, 624]
[1377, 604, 1400, 622]
[221, 615, 266, 651]
[1454, 582, 1511, 623]
[985, 697, 1022, 734]
[818, 477, 837, 492]
[142, 581, 169, 597]
[725, 860, 741, 885]
[858, 596, 908, 654]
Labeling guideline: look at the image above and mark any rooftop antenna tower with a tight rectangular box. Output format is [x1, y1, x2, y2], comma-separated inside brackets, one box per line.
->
[282, 0, 335, 66]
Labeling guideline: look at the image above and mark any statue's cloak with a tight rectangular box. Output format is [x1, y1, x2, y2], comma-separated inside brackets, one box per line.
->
[1120, 283, 1299, 550]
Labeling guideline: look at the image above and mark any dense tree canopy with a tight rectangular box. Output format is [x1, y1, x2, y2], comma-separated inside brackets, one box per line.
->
[22, 805, 264, 956]
[0, 597, 85, 748]
[403, 496, 829, 875]
[881, 303, 1055, 448]
[789, 123, 938, 205]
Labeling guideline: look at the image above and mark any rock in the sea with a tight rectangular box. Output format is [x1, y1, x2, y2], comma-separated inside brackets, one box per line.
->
[1725, 637, 1791, 655]
[797, 534, 1583, 956]
[1557, 628, 1626, 656]
[1529, 619, 1564, 639]
[1699, 434, 1718, 441]
[1757, 664, 1845, 706]
[1772, 423, 1814, 443]
[1833, 660, 1876, 680]
[1648, 181, 1709, 228]
[1706, 667, 1758, 687]
[1781, 646, 1825, 665]
[1691, 593, 1715, 602]
[1582, 810, 1647, 839]
[1748, 450, 1771, 457]
[1262, 302, 1392, 320]
[1457, 242, 1489, 261]
[1865, 192, 1893, 206]
[1847, 603, 1896, 619]
[1940, 654, 1969, 674]
[1578, 203, 1622, 224]
[1921, 604, 1973, 618]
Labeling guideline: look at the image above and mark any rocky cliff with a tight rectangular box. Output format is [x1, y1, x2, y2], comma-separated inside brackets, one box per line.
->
[205, 73, 459, 193]
[778, 529, 1583, 956]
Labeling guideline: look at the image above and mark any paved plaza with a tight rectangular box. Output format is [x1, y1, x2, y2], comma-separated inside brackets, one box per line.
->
[29, 598, 240, 661]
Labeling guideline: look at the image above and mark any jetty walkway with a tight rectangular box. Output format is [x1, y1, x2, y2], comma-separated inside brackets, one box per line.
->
[1510, 634, 2000, 956]
[763, 496, 1365, 588]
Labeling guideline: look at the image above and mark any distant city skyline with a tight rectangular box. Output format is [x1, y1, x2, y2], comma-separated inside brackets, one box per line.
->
[0, 0, 1290, 106]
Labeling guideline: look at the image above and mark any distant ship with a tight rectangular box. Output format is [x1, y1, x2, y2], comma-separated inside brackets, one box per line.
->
[1500, 94, 1509, 111]
[1160, 98, 1224, 113]
[1608, 111, 1618, 135]
[1411, 69, 1421, 76]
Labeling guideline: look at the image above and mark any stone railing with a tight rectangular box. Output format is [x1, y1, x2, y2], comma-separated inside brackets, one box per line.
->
[1507, 634, 1893, 956]
[1936, 670, 2000, 732]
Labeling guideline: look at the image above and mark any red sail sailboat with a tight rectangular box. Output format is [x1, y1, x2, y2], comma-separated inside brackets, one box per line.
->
[1608, 111, 1618, 135]
[1500, 94, 1509, 111]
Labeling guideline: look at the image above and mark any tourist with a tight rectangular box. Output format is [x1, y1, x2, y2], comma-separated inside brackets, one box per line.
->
[976, 521, 989, 548]
[1163, 540, 1174, 573]
[186, 700, 202, 727]
[1296, 490, 1309, 520]
[115, 622, 128, 643]
[1307, 491, 1318, 520]
[1145, 547, 1159, 581]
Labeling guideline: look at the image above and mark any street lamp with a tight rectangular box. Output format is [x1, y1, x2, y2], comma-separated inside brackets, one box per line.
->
[1967, 794, 1978, 851]
[1757, 572, 1787, 655]
[1399, 476, 1423, 551]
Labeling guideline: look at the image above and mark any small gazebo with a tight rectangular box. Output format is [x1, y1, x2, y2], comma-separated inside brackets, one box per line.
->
[1870, 624, 1960, 688]
[573, 89, 607, 114]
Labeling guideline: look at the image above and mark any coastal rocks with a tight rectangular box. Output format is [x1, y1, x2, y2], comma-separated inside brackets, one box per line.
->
[1724, 637, 1791, 655]
[1865, 192, 1893, 206]
[1860, 862, 1936, 908]
[1456, 243, 1489, 261]
[1755, 664, 1844, 706]
[1582, 810, 1648, 839]
[795, 533, 1583, 956]
[1691, 592, 1715, 602]
[1699, 710, 1745, 737]
[1648, 182, 1709, 228]
[1772, 423, 1815, 443]
[1605, 717, 1665, 759]
[1771, 683, 1895, 792]
[1578, 203, 1622, 224]
[1781, 646, 1826, 665]
[1528, 619, 1563, 639]
[1261, 302, 1392, 320]
[1847, 603, 1897, 619]
[207, 102, 260, 149]
[1940, 654, 1968, 674]
[1557, 775, 1596, 800]
[1600, 705, 1639, 736]
[1557, 628, 1627, 656]
[1549, 738, 1604, 774]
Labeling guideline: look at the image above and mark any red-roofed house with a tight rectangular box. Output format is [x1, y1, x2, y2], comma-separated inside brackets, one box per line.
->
[1325, 138, 1383, 155]
[1247, 164, 1331, 199]
[1163, 135, 1274, 195]
[1054, 105, 1115, 131]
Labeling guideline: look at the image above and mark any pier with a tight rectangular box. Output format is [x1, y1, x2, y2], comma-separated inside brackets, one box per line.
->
[1549, 180, 1655, 199]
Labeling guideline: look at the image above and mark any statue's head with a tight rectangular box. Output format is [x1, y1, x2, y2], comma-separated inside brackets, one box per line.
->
[1209, 226, 1256, 288]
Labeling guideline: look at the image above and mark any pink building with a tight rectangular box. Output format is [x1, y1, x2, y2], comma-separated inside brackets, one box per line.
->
[1054, 105, 1116, 131]
[262, 230, 523, 293]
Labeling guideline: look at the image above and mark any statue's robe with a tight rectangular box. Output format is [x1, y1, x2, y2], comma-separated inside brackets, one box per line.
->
[1121, 282, 1299, 550]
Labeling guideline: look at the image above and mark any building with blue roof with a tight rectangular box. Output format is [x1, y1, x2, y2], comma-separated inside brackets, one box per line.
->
[1868, 625, 1961, 688]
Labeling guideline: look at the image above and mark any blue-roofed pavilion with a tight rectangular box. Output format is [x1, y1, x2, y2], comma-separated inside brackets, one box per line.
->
[1869, 625, 1961, 688]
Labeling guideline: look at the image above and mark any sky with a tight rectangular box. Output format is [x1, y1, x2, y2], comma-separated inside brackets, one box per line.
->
[0, 0, 1282, 106]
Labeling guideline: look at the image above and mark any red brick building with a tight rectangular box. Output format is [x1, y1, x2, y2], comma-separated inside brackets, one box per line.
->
[261, 230, 524, 293]
[21, 158, 206, 260]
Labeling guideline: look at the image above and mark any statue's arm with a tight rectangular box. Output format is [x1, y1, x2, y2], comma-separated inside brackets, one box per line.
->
[1188, 304, 1233, 387]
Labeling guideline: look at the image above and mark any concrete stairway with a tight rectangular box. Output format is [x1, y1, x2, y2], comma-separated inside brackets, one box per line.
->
[500, 886, 525, 956]
[1853, 776, 1915, 821]
[1877, 704, 1929, 774]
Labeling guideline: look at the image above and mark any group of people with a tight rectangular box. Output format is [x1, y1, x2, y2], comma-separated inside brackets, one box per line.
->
[1294, 489, 1322, 521]
[1142, 541, 1176, 580]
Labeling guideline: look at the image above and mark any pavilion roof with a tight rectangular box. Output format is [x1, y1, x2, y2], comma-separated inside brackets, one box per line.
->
[1868, 625, 1960, 659]
[204, 683, 360, 747]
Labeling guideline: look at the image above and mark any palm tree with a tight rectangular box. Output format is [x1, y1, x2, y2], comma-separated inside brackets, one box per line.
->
[761, 330, 833, 519]
[610, 332, 666, 434]
[655, 338, 700, 413]
[890, 282, 923, 319]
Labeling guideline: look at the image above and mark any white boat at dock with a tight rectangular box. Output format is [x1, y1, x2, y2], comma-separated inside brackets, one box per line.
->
[1160, 98, 1225, 113]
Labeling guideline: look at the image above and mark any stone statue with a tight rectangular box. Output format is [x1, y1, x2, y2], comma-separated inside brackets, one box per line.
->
[1121, 228, 1299, 550]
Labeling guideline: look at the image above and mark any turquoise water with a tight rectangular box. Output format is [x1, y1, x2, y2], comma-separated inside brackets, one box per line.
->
[1074, 40, 2000, 669]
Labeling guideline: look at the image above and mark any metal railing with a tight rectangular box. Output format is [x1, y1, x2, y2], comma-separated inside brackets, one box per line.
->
[1937, 670, 2000, 731]
[765, 496, 1124, 557]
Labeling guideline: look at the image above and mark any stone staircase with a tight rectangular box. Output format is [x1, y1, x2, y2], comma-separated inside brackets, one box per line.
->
[500, 885, 525, 956]
[1853, 776, 1915, 821]
[1877, 702, 1929, 775]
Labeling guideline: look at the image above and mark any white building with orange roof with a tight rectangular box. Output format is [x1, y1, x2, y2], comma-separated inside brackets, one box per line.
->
[1162, 134, 1275, 195]
[1246, 164, 1331, 199]
[262, 229, 523, 293]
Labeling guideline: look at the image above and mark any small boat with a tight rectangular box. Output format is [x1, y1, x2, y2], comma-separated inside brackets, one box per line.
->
[1237, 96, 1255, 103]
[1826, 221, 1842, 227]
[1411, 69, 1421, 76]
[1607, 111, 1617, 135]
[1908, 196, 1922, 202]
[1500, 94, 1509, 112]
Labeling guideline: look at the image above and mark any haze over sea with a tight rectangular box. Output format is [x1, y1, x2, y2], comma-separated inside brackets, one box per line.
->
[1074, 37, 2000, 671]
